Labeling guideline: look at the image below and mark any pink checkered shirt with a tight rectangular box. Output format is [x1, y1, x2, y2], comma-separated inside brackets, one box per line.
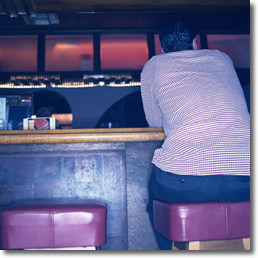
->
[141, 49, 250, 176]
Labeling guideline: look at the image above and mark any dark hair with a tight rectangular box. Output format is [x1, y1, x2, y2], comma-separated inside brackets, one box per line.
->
[159, 16, 196, 53]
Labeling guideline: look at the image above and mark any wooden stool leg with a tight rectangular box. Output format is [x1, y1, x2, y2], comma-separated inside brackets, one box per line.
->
[243, 238, 250, 250]
[188, 241, 200, 250]
[172, 239, 249, 250]
[189, 239, 250, 250]
[171, 241, 190, 250]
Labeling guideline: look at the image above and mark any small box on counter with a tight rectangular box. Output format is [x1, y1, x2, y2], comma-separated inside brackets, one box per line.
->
[23, 117, 59, 130]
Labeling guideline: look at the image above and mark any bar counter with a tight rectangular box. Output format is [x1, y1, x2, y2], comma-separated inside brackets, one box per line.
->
[0, 128, 165, 250]
[0, 127, 164, 144]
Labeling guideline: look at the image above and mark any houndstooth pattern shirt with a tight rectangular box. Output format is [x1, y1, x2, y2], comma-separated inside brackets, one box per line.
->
[140, 49, 250, 176]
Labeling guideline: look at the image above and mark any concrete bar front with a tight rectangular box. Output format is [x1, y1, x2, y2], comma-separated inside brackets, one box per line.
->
[0, 128, 165, 250]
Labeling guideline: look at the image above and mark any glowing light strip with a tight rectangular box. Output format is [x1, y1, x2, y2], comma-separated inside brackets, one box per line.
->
[49, 82, 141, 88]
[108, 82, 141, 87]
[0, 82, 141, 89]
[52, 83, 94, 88]
[0, 83, 46, 89]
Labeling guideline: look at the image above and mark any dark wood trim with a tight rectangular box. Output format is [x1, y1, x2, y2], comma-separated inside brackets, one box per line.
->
[93, 33, 101, 73]
[37, 33, 45, 73]
[147, 33, 155, 59]
[0, 127, 165, 144]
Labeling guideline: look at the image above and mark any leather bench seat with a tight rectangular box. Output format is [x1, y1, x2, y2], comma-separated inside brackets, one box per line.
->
[0, 199, 107, 250]
[153, 201, 250, 242]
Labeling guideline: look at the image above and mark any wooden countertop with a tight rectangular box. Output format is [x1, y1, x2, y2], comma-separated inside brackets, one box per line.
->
[0, 128, 165, 145]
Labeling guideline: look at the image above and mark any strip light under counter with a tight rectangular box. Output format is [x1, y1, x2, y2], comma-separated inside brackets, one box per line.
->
[0, 74, 141, 88]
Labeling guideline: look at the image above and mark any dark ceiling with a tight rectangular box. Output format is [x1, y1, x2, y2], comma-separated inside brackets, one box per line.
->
[0, 0, 250, 33]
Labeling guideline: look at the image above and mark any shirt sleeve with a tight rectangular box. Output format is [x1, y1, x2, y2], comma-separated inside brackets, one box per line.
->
[140, 66, 163, 128]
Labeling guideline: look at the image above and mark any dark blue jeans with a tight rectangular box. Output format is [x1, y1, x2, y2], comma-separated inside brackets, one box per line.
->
[146, 166, 250, 250]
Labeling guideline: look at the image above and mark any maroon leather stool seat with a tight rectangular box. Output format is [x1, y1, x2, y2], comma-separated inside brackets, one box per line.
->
[0, 199, 107, 250]
[153, 200, 250, 250]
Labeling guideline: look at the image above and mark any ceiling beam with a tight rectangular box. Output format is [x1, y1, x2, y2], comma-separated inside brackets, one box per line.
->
[30, 0, 249, 14]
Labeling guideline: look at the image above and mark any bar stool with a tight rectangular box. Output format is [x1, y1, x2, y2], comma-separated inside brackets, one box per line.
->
[153, 200, 250, 250]
[0, 199, 107, 250]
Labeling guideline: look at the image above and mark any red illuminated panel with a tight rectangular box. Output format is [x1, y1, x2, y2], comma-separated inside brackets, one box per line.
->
[0, 36, 37, 72]
[45, 35, 94, 71]
[207, 35, 250, 68]
[100, 34, 149, 70]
